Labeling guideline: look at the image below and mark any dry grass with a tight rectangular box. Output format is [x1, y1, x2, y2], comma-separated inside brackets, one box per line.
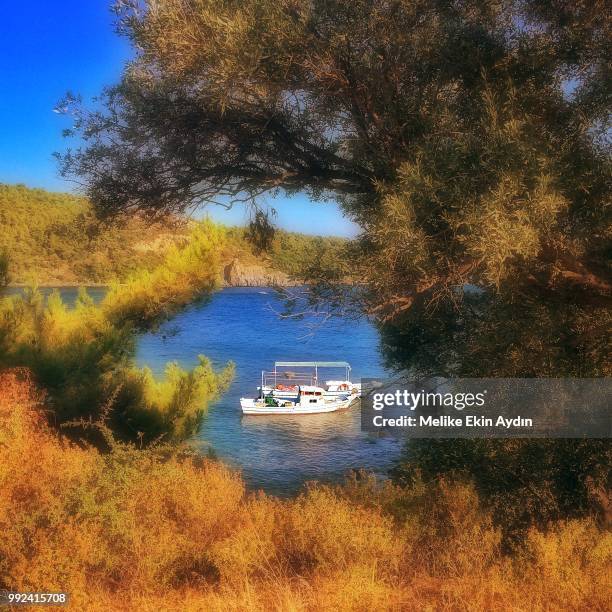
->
[0, 371, 609, 611]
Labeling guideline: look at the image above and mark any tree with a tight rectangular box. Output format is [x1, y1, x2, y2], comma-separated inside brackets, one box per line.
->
[59, 1, 610, 523]
[59, 0, 610, 319]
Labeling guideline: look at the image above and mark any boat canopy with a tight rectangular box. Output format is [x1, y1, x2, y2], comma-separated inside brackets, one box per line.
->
[274, 361, 350, 369]
[263, 362, 352, 390]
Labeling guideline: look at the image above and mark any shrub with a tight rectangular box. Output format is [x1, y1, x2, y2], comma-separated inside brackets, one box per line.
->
[278, 485, 402, 576]
[0, 222, 233, 445]
[1, 373, 608, 611]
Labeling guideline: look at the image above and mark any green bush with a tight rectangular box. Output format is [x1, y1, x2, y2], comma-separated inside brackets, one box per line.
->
[0, 222, 233, 445]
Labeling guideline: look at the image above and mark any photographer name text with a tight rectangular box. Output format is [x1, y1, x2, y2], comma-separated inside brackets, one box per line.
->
[371, 414, 533, 428]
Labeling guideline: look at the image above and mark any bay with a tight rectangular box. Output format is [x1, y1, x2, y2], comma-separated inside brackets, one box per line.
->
[4, 286, 401, 495]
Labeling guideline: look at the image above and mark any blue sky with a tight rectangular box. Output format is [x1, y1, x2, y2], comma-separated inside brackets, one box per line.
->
[0, 2, 359, 237]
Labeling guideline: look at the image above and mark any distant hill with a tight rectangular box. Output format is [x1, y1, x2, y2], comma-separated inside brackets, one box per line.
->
[0, 184, 191, 285]
[0, 184, 347, 285]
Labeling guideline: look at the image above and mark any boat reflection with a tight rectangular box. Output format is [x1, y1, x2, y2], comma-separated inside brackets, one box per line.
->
[240, 401, 362, 440]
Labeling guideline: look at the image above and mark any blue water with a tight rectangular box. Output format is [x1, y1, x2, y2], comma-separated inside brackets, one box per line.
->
[4, 286, 401, 494]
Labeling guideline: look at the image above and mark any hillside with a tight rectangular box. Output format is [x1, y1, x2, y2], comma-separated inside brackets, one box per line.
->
[0, 184, 347, 286]
[0, 184, 191, 285]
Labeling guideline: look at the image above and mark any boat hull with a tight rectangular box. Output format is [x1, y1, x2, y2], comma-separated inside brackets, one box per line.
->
[240, 397, 354, 415]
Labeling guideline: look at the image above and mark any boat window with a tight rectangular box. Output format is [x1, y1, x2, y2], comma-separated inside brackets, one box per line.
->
[309, 399, 317, 403]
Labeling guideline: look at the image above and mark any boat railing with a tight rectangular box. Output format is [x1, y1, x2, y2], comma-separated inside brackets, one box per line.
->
[262, 371, 317, 388]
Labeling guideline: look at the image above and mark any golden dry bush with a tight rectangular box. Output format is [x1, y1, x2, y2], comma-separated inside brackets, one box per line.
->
[0, 370, 245, 606]
[1, 370, 609, 612]
[0, 371, 99, 594]
[516, 520, 612, 611]
[208, 493, 282, 585]
[278, 485, 403, 577]
[411, 480, 502, 576]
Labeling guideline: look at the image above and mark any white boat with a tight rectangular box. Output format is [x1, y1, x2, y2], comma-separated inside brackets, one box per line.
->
[258, 361, 362, 400]
[241, 385, 354, 415]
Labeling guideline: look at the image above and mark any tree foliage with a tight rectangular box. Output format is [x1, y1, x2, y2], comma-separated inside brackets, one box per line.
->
[57, 0, 610, 524]
[59, 0, 610, 314]
[0, 222, 233, 445]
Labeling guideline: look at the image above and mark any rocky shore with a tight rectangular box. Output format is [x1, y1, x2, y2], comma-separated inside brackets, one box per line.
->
[222, 259, 299, 287]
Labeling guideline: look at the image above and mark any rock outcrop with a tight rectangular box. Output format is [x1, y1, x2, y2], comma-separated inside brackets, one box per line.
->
[223, 259, 298, 287]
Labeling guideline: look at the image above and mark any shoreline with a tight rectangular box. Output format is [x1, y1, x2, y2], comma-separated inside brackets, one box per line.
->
[7, 282, 109, 288]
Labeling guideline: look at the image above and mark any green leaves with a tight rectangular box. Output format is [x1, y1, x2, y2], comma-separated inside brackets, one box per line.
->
[0, 222, 233, 447]
[119, 357, 235, 443]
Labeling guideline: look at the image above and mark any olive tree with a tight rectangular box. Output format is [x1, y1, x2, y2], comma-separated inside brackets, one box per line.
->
[59, 0, 611, 524]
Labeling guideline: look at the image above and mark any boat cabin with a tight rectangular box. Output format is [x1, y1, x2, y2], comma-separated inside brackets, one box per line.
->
[297, 385, 326, 405]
